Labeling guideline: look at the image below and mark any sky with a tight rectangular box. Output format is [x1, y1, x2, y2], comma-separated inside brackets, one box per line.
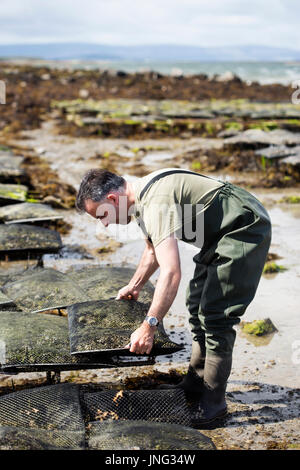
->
[0, 0, 299, 49]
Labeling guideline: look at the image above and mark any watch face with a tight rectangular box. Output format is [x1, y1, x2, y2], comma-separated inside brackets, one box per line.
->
[148, 317, 158, 327]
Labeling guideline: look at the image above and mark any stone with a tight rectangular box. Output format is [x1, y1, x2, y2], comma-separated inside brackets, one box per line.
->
[0, 202, 63, 224]
[0, 184, 28, 204]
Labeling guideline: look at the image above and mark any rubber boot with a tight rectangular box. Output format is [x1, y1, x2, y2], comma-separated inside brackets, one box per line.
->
[191, 353, 232, 429]
[158, 337, 206, 399]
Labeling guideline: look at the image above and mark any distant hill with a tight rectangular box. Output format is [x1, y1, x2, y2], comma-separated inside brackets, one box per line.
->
[0, 43, 299, 62]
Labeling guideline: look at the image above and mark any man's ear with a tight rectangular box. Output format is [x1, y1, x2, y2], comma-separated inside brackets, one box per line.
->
[106, 192, 118, 204]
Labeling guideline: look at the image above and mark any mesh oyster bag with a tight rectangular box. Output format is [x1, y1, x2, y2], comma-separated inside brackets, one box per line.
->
[0, 291, 15, 310]
[2, 268, 90, 313]
[0, 224, 62, 258]
[0, 384, 85, 450]
[68, 299, 182, 356]
[0, 310, 77, 371]
[87, 420, 215, 450]
[0, 310, 130, 373]
[66, 265, 154, 304]
[82, 389, 191, 426]
[0, 202, 63, 224]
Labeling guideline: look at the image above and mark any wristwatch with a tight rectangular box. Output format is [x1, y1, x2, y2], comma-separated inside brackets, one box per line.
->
[145, 316, 159, 327]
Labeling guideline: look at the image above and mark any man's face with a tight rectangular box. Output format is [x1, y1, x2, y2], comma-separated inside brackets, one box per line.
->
[85, 193, 131, 226]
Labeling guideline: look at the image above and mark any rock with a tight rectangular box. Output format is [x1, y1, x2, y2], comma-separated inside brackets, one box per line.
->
[215, 71, 241, 82]
[217, 128, 241, 138]
[0, 202, 63, 224]
[255, 145, 300, 160]
[0, 184, 28, 204]
[241, 318, 278, 336]
[224, 129, 300, 149]
[281, 153, 300, 166]
[78, 89, 89, 99]
[0, 155, 25, 182]
[81, 117, 103, 125]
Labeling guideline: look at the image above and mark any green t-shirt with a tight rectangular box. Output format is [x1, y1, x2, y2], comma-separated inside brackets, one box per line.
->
[131, 168, 225, 248]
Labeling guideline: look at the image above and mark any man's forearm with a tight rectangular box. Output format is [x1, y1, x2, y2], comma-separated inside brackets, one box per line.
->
[129, 244, 159, 290]
[146, 269, 181, 323]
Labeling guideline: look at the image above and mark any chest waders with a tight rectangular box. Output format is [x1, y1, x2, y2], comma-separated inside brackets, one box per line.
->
[140, 172, 272, 428]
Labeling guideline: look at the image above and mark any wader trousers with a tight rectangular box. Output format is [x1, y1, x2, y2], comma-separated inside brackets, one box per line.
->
[186, 182, 272, 358]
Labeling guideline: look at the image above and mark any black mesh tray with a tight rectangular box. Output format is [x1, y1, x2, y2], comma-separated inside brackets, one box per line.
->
[68, 299, 182, 356]
[82, 389, 191, 426]
[3, 268, 90, 313]
[0, 310, 156, 373]
[66, 265, 154, 304]
[0, 224, 62, 258]
[0, 383, 86, 449]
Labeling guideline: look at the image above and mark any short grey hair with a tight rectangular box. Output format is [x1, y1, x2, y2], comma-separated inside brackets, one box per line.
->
[76, 169, 125, 213]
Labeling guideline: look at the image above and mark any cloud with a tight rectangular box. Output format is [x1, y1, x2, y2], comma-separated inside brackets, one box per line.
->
[0, 0, 299, 48]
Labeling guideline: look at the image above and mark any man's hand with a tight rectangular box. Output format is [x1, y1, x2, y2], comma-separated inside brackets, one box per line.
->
[116, 284, 140, 300]
[126, 322, 155, 354]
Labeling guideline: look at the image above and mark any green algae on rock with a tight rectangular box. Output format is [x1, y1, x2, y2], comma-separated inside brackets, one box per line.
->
[0, 184, 28, 204]
[68, 299, 182, 356]
[0, 202, 63, 224]
[241, 318, 278, 336]
[263, 261, 287, 274]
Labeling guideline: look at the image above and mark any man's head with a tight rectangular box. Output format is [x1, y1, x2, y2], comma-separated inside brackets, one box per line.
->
[76, 169, 131, 226]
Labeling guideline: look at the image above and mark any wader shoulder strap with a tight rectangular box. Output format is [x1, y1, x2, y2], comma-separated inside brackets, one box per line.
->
[139, 169, 215, 201]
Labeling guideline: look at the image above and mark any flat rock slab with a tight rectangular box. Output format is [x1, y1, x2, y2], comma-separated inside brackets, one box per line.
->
[223, 129, 300, 149]
[2, 268, 89, 313]
[255, 145, 300, 160]
[0, 184, 28, 205]
[0, 224, 62, 257]
[0, 155, 25, 182]
[66, 265, 154, 304]
[281, 153, 300, 166]
[88, 421, 215, 450]
[0, 202, 63, 224]
[68, 299, 182, 356]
